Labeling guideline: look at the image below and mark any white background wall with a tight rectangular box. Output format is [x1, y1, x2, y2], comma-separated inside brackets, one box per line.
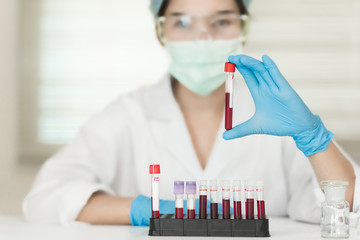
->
[0, 0, 39, 216]
[0, 1, 16, 171]
[0, 0, 41, 216]
[0, 0, 19, 215]
[0, 0, 17, 213]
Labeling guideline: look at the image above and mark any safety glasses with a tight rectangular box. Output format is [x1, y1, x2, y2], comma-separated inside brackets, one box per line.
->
[156, 13, 248, 42]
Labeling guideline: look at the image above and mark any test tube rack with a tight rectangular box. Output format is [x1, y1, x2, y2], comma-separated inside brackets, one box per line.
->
[148, 214, 270, 237]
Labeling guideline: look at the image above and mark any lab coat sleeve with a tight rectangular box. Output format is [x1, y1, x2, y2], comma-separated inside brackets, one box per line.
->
[283, 138, 360, 223]
[22, 98, 129, 225]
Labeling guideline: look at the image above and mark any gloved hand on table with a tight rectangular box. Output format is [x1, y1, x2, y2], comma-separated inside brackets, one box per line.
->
[130, 195, 233, 226]
[223, 54, 334, 157]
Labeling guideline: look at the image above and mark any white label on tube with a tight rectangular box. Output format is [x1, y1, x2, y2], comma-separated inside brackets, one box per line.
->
[175, 197, 183, 208]
[200, 189, 207, 196]
[246, 187, 255, 199]
[222, 187, 230, 200]
[229, 92, 233, 108]
[187, 195, 196, 210]
[152, 176, 159, 211]
[256, 186, 264, 200]
[233, 188, 241, 202]
[210, 189, 218, 203]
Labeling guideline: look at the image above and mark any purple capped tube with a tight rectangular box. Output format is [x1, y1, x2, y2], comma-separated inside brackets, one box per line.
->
[174, 181, 184, 219]
[186, 181, 196, 219]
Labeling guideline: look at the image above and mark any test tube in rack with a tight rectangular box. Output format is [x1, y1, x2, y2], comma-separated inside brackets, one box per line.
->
[149, 164, 160, 218]
[256, 181, 266, 219]
[210, 180, 218, 219]
[199, 180, 208, 219]
[186, 181, 196, 219]
[245, 181, 255, 219]
[233, 180, 242, 219]
[222, 180, 231, 219]
[174, 181, 184, 219]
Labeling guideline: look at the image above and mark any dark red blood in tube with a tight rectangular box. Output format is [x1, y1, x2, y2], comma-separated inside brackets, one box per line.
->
[151, 197, 159, 218]
[175, 208, 183, 219]
[246, 199, 254, 219]
[152, 210, 159, 218]
[234, 201, 242, 219]
[187, 209, 195, 219]
[211, 203, 218, 219]
[257, 200, 266, 219]
[225, 93, 233, 130]
[199, 195, 207, 219]
[222, 199, 230, 219]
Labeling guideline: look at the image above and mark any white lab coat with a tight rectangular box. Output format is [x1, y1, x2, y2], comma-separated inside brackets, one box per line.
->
[23, 75, 360, 225]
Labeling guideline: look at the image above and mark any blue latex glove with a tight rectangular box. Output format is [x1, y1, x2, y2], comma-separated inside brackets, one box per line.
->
[130, 195, 233, 226]
[130, 195, 175, 226]
[223, 54, 334, 157]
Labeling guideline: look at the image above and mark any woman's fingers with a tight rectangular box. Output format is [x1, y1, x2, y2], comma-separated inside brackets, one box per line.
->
[230, 55, 278, 90]
[229, 55, 260, 96]
[223, 118, 256, 140]
[236, 66, 260, 96]
[262, 55, 289, 88]
[229, 55, 259, 89]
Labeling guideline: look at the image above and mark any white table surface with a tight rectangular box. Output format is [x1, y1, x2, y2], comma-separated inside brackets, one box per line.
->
[0, 215, 359, 240]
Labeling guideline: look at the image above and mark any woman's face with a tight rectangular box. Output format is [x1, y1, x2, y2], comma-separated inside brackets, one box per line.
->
[159, 0, 243, 42]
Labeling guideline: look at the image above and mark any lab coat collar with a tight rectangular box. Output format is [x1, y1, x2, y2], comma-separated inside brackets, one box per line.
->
[143, 74, 176, 121]
[144, 75, 205, 177]
[143, 75, 242, 178]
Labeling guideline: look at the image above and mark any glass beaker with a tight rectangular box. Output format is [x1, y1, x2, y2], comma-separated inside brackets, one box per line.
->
[320, 180, 349, 238]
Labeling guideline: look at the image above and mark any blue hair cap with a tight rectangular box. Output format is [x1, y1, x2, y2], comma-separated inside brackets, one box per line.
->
[149, 0, 251, 19]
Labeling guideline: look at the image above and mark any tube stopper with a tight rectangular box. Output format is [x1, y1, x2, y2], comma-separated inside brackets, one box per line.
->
[149, 164, 160, 174]
[186, 181, 197, 194]
[225, 62, 236, 72]
[174, 181, 184, 194]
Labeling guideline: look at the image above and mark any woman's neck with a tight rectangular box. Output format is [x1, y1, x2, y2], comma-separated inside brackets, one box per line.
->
[171, 76, 225, 170]
[171, 77, 225, 115]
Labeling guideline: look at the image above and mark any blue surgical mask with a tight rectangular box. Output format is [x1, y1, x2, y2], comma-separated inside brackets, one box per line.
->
[165, 39, 243, 96]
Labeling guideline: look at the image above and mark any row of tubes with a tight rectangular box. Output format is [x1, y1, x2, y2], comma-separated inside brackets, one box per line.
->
[174, 180, 266, 220]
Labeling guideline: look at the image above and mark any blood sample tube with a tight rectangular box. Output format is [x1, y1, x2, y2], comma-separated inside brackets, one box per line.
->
[186, 181, 196, 219]
[210, 180, 218, 219]
[222, 180, 231, 219]
[174, 181, 184, 219]
[224, 62, 235, 131]
[256, 181, 266, 219]
[199, 180, 207, 219]
[233, 180, 242, 219]
[245, 181, 255, 219]
[149, 164, 160, 218]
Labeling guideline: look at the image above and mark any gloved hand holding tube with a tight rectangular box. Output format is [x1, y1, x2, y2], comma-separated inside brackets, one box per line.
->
[223, 54, 334, 157]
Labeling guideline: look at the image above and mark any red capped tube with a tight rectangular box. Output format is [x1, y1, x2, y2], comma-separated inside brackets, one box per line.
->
[256, 181, 266, 219]
[225, 62, 236, 72]
[210, 180, 219, 219]
[233, 180, 242, 219]
[222, 180, 231, 219]
[225, 62, 235, 130]
[199, 180, 208, 219]
[149, 164, 160, 218]
[245, 181, 255, 219]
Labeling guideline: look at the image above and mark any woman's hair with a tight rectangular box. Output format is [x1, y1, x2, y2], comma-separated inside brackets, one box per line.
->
[157, 0, 249, 17]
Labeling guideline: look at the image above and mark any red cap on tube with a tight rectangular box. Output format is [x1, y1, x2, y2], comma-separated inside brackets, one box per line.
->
[149, 164, 160, 174]
[224, 62, 235, 72]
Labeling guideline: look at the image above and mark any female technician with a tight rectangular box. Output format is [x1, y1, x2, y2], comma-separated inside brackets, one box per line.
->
[23, 0, 359, 226]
